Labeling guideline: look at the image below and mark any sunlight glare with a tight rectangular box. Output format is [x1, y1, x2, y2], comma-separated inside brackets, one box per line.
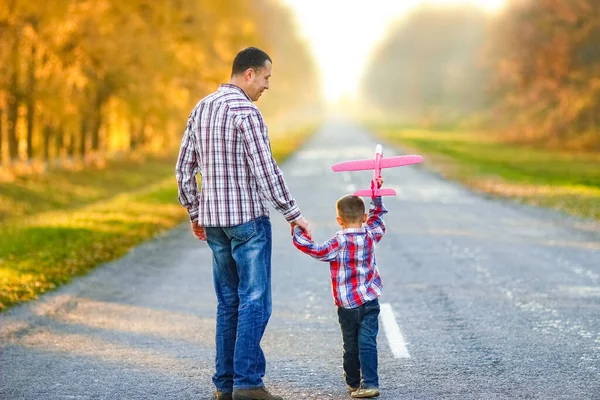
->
[281, 0, 506, 104]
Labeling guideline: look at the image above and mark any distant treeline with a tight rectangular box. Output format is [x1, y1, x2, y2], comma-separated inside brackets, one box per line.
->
[362, 0, 600, 150]
[0, 0, 320, 167]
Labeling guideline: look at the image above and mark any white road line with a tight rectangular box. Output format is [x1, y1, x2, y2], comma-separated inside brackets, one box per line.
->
[380, 303, 411, 359]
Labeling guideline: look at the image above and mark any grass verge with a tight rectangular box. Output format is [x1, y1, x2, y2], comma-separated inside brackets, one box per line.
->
[0, 125, 318, 311]
[373, 127, 600, 221]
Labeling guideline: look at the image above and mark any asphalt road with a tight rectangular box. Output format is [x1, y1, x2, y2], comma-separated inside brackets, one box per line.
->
[1, 120, 599, 400]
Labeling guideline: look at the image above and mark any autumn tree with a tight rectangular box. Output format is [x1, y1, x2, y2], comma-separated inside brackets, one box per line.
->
[361, 5, 489, 126]
[361, 0, 600, 149]
[0, 0, 321, 168]
[486, 0, 600, 148]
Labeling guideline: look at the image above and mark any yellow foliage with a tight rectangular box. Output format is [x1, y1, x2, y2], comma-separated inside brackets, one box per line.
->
[0, 0, 321, 167]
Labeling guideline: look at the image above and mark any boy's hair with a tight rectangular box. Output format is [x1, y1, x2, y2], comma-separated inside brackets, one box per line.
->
[336, 195, 365, 223]
[231, 47, 272, 76]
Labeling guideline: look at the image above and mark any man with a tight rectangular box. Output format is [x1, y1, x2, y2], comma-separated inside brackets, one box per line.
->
[175, 47, 310, 400]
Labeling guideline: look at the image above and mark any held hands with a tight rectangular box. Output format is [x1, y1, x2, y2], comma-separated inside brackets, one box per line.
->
[376, 176, 384, 189]
[290, 216, 312, 239]
[191, 220, 207, 241]
[192, 217, 311, 241]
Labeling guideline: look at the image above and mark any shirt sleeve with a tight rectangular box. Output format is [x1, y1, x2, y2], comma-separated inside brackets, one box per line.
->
[366, 196, 387, 243]
[175, 116, 200, 222]
[240, 109, 301, 222]
[293, 227, 339, 262]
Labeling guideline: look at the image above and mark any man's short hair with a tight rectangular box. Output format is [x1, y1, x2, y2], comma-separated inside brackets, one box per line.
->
[231, 47, 272, 76]
[336, 195, 366, 223]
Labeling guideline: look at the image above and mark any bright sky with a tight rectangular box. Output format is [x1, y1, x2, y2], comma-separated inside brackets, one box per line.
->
[281, 0, 506, 104]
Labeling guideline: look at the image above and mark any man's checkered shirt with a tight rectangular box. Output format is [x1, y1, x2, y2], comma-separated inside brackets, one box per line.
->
[176, 84, 301, 227]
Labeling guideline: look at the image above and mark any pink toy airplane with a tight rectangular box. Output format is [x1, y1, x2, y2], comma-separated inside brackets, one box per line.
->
[331, 144, 423, 197]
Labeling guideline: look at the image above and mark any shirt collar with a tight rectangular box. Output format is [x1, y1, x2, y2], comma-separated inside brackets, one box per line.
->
[339, 227, 366, 235]
[219, 83, 252, 101]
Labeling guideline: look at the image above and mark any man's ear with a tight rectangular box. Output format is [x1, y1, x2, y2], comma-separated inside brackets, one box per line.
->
[244, 68, 254, 81]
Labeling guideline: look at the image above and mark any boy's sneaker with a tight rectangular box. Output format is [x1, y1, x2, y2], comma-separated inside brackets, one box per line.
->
[214, 391, 233, 400]
[351, 388, 381, 398]
[232, 387, 284, 400]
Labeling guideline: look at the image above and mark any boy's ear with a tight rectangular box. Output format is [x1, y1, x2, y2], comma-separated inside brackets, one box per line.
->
[362, 213, 368, 223]
[336, 216, 344, 226]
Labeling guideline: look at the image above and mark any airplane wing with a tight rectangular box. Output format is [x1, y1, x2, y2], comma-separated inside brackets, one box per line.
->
[331, 159, 376, 172]
[379, 155, 423, 169]
[353, 188, 397, 197]
[353, 189, 374, 197]
[375, 188, 397, 196]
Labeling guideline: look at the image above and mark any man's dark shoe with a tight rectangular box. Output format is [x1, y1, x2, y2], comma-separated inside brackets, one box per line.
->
[232, 387, 284, 400]
[214, 391, 233, 400]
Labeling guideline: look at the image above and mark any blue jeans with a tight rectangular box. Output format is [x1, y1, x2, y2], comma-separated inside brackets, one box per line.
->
[205, 216, 272, 392]
[337, 298, 380, 389]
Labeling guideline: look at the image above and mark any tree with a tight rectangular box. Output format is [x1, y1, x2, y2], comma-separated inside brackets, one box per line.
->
[0, 0, 321, 170]
[360, 5, 489, 126]
[486, 0, 600, 147]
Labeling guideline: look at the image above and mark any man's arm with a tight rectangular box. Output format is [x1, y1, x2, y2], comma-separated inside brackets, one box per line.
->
[366, 196, 387, 243]
[240, 109, 302, 223]
[292, 227, 339, 262]
[175, 117, 200, 223]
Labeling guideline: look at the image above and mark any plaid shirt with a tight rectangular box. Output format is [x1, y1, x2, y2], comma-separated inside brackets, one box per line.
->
[293, 197, 387, 309]
[175, 84, 301, 227]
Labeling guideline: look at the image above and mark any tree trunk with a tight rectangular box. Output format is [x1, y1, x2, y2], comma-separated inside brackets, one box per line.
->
[91, 83, 110, 152]
[67, 129, 75, 158]
[138, 118, 146, 149]
[25, 42, 36, 161]
[42, 124, 52, 161]
[129, 120, 137, 150]
[129, 119, 145, 151]
[90, 116, 100, 151]
[7, 33, 20, 161]
[54, 125, 64, 159]
[79, 117, 88, 158]
[91, 96, 102, 151]
[0, 108, 3, 164]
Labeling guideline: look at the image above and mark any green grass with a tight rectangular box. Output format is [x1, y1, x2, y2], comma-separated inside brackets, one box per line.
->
[0, 156, 179, 222]
[0, 181, 187, 310]
[0, 125, 318, 311]
[373, 127, 600, 221]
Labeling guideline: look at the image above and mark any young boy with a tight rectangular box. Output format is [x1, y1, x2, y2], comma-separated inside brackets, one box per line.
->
[292, 179, 386, 399]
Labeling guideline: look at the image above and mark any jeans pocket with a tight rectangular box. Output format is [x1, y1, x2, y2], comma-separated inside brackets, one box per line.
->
[226, 219, 257, 242]
[364, 299, 380, 314]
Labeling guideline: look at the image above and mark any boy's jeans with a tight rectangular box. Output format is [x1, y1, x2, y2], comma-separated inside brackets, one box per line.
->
[337, 298, 380, 389]
[205, 216, 272, 392]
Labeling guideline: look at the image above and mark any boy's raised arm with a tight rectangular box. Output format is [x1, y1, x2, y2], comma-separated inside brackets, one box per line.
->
[293, 227, 339, 262]
[366, 196, 387, 243]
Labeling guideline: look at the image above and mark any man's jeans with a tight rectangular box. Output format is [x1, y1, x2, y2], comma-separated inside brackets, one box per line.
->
[337, 298, 380, 389]
[205, 216, 272, 392]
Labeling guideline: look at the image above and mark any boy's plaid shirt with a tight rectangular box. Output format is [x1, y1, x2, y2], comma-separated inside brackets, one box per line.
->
[293, 197, 387, 309]
[175, 84, 301, 227]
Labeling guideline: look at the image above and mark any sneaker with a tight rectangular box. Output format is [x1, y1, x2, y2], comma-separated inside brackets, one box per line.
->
[232, 387, 284, 400]
[347, 385, 360, 393]
[214, 391, 233, 400]
[351, 388, 381, 398]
